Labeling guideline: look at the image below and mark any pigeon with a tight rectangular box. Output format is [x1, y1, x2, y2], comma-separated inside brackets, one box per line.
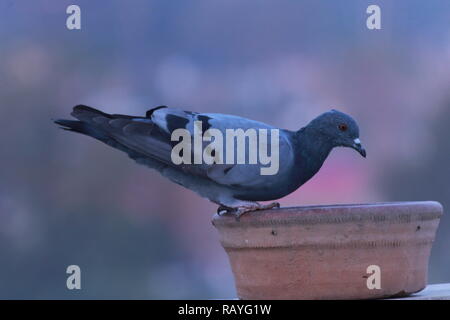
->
[54, 105, 366, 218]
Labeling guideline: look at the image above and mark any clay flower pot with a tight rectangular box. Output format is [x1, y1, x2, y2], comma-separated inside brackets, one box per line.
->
[212, 201, 443, 300]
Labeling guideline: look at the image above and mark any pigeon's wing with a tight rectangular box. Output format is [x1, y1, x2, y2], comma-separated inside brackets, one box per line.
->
[149, 107, 295, 187]
[67, 105, 294, 188]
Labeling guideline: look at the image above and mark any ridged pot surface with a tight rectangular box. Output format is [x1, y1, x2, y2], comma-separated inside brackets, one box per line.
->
[212, 201, 443, 300]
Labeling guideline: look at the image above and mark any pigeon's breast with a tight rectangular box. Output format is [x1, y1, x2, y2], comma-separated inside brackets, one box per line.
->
[232, 145, 328, 201]
[231, 163, 304, 201]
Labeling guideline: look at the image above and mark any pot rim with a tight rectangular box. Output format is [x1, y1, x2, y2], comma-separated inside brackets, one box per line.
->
[212, 201, 443, 228]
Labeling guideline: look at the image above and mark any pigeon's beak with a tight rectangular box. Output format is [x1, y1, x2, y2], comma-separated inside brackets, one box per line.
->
[352, 138, 366, 158]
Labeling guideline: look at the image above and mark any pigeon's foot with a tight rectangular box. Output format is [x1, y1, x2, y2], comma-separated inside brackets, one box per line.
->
[234, 202, 280, 221]
[260, 202, 281, 210]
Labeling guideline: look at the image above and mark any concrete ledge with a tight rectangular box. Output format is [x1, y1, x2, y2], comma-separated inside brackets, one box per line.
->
[389, 284, 450, 300]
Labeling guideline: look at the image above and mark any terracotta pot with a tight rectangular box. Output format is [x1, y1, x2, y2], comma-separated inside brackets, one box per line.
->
[212, 201, 443, 300]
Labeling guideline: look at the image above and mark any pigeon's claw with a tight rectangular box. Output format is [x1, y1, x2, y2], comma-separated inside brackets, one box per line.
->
[217, 205, 233, 215]
[263, 202, 281, 210]
[234, 202, 281, 221]
[234, 207, 256, 221]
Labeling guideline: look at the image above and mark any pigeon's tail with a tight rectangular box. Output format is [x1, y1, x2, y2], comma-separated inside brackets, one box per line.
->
[54, 105, 122, 148]
[54, 105, 169, 171]
[53, 118, 110, 143]
[54, 104, 129, 141]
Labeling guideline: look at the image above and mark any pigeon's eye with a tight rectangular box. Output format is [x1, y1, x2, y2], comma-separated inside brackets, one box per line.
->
[338, 124, 348, 132]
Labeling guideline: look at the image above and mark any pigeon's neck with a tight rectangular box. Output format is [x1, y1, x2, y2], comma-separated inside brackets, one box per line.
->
[294, 127, 334, 181]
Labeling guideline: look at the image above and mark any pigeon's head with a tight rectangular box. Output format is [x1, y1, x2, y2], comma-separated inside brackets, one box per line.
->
[307, 109, 366, 157]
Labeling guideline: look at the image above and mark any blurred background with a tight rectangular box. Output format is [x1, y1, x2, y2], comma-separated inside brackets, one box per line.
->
[0, 0, 449, 299]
